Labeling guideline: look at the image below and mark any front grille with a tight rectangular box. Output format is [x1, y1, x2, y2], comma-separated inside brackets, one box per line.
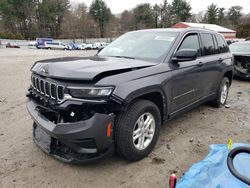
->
[31, 75, 64, 101]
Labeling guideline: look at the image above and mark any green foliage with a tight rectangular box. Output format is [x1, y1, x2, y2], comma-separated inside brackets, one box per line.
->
[0, 31, 24, 40]
[160, 0, 172, 27]
[38, 0, 70, 37]
[217, 8, 225, 25]
[0, 0, 247, 39]
[237, 24, 250, 38]
[153, 4, 161, 28]
[0, 0, 69, 39]
[205, 3, 218, 24]
[0, 0, 36, 38]
[227, 6, 242, 27]
[120, 10, 134, 32]
[133, 4, 154, 29]
[171, 0, 192, 23]
[89, 0, 112, 37]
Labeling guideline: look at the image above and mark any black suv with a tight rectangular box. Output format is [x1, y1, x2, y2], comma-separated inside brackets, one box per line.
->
[26, 28, 233, 163]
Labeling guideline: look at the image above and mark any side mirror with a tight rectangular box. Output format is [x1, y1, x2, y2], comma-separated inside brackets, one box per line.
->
[172, 49, 197, 62]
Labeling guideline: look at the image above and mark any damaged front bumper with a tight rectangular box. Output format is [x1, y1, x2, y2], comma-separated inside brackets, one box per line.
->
[26, 99, 115, 163]
[234, 65, 250, 78]
[233, 55, 250, 78]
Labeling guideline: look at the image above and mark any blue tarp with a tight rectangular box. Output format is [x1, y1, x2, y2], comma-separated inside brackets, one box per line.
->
[177, 144, 250, 188]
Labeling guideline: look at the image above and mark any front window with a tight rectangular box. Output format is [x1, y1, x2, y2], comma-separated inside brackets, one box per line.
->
[229, 43, 250, 53]
[98, 31, 179, 61]
[178, 34, 201, 56]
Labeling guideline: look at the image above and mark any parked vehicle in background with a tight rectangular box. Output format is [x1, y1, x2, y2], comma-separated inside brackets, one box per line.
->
[245, 37, 250, 41]
[26, 28, 233, 163]
[93, 42, 110, 49]
[101, 42, 109, 48]
[45, 41, 67, 50]
[6, 43, 20, 48]
[74, 43, 82, 50]
[79, 43, 87, 50]
[229, 41, 250, 78]
[67, 43, 81, 50]
[36, 38, 53, 49]
[93, 42, 102, 49]
[85, 43, 95, 50]
[28, 41, 37, 48]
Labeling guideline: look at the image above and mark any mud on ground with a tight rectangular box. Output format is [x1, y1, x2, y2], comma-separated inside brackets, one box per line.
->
[0, 48, 249, 188]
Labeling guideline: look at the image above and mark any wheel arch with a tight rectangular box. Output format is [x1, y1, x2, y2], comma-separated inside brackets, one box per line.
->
[124, 87, 167, 122]
[224, 70, 233, 86]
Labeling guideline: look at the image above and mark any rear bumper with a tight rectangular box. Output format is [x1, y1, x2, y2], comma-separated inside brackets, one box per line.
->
[26, 99, 115, 163]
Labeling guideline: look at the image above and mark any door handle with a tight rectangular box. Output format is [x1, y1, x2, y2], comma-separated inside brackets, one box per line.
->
[218, 58, 223, 62]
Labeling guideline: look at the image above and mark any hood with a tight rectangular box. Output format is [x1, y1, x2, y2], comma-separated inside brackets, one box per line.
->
[31, 56, 156, 81]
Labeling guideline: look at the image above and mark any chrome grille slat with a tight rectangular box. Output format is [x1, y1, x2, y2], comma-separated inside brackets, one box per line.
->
[45, 81, 50, 97]
[57, 85, 64, 100]
[31, 75, 64, 102]
[32, 76, 36, 88]
[50, 83, 56, 99]
[35, 78, 40, 91]
[40, 79, 45, 94]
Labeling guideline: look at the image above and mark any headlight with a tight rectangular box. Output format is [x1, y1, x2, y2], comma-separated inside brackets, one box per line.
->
[68, 87, 114, 98]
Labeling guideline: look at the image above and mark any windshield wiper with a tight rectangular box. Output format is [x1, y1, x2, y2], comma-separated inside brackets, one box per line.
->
[109, 55, 135, 59]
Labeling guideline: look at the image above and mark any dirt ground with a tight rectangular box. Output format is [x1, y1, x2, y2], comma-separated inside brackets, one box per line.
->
[0, 48, 249, 188]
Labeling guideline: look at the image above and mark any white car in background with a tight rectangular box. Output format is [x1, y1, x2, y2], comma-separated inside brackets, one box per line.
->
[45, 41, 68, 50]
[85, 43, 95, 50]
[92, 42, 110, 49]
[79, 43, 87, 50]
[28, 41, 37, 48]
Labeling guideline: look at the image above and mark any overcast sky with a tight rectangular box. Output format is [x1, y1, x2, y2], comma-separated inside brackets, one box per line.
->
[72, 0, 250, 14]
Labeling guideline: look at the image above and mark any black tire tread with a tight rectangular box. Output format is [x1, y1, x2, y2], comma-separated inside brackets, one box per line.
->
[210, 77, 229, 108]
[114, 99, 161, 161]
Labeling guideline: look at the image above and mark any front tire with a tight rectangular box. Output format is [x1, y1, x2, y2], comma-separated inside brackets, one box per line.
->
[115, 99, 161, 161]
[210, 77, 230, 107]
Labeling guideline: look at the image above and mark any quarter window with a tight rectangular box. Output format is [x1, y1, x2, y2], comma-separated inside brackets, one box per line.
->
[215, 35, 229, 53]
[200, 33, 216, 56]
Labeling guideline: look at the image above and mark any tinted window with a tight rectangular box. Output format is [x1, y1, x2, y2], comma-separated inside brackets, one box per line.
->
[178, 34, 201, 56]
[200, 34, 216, 56]
[216, 35, 229, 53]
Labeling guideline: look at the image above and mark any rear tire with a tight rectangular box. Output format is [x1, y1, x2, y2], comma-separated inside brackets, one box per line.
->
[210, 77, 229, 108]
[115, 99, 161, 161]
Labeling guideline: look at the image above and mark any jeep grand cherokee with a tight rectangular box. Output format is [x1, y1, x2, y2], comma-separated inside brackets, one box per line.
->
[26, 28, 233, 163]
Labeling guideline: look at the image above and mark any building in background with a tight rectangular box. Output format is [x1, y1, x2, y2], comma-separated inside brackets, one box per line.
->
[172, 22, 236, 39]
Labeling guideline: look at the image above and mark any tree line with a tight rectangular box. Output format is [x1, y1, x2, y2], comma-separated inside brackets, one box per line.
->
[0, 0, 250, 40]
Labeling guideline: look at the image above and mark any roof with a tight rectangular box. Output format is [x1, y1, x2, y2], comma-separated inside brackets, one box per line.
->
[129, 27, 218, 34]
[175, 22, 236, 33]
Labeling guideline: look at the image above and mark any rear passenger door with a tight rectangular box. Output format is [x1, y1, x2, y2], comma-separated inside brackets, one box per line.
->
[198, 33, 222, 97]
[215, 34, 231, 73]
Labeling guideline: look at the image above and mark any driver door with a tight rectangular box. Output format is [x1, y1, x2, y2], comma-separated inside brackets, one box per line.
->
[169, 33, 203, 114]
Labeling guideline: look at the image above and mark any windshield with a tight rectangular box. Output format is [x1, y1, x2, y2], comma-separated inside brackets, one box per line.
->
[98, 31, 178, 61]
[229, 43, 250, 53]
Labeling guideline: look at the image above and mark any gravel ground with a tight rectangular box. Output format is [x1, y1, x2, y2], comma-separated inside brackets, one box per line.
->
[0, 48, 249, 188]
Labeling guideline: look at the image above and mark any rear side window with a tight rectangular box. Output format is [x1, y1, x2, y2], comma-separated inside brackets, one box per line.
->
[200, 33, 216, 56]
[215, 35, 229, 53]
[178, 34, 201, 56]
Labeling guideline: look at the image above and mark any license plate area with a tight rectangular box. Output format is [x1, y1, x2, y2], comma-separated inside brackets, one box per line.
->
[33, 124, 51, 153]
